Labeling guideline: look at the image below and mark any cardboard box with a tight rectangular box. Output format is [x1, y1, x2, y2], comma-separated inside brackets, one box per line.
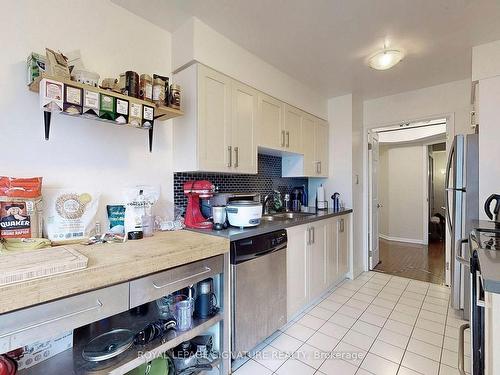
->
[15, 331, 73, 370]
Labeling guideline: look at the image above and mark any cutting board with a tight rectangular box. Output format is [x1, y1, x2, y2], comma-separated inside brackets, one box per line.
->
[0, 246, 88, 286]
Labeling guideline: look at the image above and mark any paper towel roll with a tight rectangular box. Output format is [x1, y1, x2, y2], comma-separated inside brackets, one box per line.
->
[317, 184, 325, 209]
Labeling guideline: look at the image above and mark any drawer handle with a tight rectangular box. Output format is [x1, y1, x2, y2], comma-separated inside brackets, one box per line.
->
[458, 323, 470, 375]
[152, 267, 212, 289]
[0, 300, 103, 338]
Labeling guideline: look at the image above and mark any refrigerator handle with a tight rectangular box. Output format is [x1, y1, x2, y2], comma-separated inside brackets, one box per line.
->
[458, 323, 470, 375]
[445, 138, 456, 233]
[456, 238, 469, 266]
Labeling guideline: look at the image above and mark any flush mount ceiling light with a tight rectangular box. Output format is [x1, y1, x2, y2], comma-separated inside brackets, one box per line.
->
[368, 49, 404, 70]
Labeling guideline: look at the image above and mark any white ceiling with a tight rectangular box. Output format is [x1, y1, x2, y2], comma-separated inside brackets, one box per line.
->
[114, 0, 500, 99]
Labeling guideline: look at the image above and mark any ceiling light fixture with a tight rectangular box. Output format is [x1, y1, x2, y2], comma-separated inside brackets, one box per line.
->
[368, 48, 404, 70]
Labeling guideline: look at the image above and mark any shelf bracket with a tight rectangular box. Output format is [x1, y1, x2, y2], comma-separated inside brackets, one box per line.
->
[44, 111, 52, 140]
[148, 124, 154, 152]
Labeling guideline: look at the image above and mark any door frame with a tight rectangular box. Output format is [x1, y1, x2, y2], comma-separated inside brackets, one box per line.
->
[363, 113, 454, 283]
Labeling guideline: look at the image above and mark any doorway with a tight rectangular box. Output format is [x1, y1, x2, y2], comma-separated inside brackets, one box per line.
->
[367, 119, 447, 284]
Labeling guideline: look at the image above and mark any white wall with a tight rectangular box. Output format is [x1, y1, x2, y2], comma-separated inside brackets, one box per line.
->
[378, 145, 426, 243]
[172, 17, 328, 119]
[432, 151, 447, 217]
[472, 40, 500, 219]
[1, 0, 174, 224]
[364, 79, 472, 137]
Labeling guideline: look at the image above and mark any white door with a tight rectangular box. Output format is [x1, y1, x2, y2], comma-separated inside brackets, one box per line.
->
[368, 131, 380, 269]
[308, 223, 327, 300]
[338, 215, 349, 276]
[283, 104, 302, 153]
[301, 114, 316, 176]
[286, 225, 309, 321]
[257, 93, 283, 150]
[231, 81, 258, 174]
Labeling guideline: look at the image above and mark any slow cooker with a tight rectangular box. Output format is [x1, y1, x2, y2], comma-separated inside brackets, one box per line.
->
[226, 200, 262, 228]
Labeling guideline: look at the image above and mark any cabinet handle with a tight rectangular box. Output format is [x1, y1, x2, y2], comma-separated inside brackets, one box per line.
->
[307, 228, 311, 245]
[340, 219, 345, 233]
[316, 162, 320, 174]
[281, 130, 285, 147]
[311, 227, 315, 244]
[234, 146, 239, 168]
[227, 146, 232, 167]
[458, 323, 470, 375]
[286, 131, 290, 148]
[152, 267, 212, 289]
[318, 161, 322, 174]
[0, 300, 103, 338]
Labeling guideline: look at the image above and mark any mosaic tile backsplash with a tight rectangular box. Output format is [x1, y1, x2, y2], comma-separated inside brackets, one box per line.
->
[174, 154, 308, 210]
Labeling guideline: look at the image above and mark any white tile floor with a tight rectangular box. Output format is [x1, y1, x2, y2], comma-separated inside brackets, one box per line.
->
[232, 271, 471, 375]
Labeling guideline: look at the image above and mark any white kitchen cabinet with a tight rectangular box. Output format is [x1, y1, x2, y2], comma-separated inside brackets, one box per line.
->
[286, 223, 309, 320]
[307, 221, 328, 301]
[326, 217, 339, 285]
[337, 215, 350, 276]
[283, 104, 303, 153]
[301, 113, 317, 176]
[173, 63, 257, 173]
[257, 93, 283, 150]
[315, 119, 329, 177]
[231, 81, 258, 173]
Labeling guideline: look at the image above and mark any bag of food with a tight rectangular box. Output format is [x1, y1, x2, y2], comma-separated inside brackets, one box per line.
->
[0, 177, 43, 239]
[43, 189, 99, 244]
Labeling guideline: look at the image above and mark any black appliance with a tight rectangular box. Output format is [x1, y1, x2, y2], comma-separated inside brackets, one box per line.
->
[467, 223, 500, 375]
[484, 194, 500, 224]
[194, 278, 217, 319]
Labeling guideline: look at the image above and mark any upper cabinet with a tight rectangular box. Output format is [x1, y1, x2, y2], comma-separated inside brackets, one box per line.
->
[257, 93, 283, 150]
[283, 104, 302, 153]
[174, 64, 257, 173]
[173, 63, 327, 176]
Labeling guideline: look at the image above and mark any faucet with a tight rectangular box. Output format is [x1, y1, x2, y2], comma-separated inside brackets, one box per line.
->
[263, 190, 283, 215]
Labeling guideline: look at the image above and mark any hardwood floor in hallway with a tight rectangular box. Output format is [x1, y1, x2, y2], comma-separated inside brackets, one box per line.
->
[374, 238, 445, 285]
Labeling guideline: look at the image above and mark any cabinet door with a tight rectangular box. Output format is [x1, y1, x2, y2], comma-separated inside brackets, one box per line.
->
[284, 104, 303, 153]
[315, 119, 329, 177]
[197, 65, 232, 172]
[257, 93, 283, 150]
[232, 81, 258, 174]
[286, 224, 308, 321]
[338, 215, 349, 276]
[308, 222, 327, 301]
[326, 217, 339, 285]
[302, 114, 316, 176]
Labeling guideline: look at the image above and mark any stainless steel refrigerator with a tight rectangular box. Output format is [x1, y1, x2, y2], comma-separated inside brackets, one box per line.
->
[446, 133, 478, 321]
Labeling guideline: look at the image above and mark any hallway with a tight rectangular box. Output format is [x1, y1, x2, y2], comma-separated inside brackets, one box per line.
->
[374, 239, 445, 285]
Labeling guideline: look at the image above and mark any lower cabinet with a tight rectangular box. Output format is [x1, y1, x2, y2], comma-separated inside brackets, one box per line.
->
[286, 214, 351, 320]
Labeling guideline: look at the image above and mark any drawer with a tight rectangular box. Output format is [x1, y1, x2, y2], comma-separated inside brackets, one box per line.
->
[130, 255, 223, 308]
[0, 283, 129, 353]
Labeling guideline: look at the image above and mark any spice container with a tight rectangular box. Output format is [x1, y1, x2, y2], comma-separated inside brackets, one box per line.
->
[125, 71, 139, 98]
[63, 85, 83, 115]
[99, 93, 116, 121]
[169, 84, 181, 110]
[142, 105, 154, 129]
[129, 102, 142, 127]
[26, 52, 46, 85]
[115, 98, 129, 124]
[82, 89, 99, 118]
[139, 74, 153, 102]
[152, 74, 169, 105]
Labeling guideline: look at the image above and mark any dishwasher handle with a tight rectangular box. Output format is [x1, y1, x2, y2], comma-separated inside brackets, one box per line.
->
[233, 244, 287, 264]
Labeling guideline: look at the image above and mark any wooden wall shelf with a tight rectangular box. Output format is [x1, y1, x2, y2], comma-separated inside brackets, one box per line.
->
[28, 74, 184, 152]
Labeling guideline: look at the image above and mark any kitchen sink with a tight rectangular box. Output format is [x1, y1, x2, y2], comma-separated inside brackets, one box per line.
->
[272, 212, 315, 219]
[261, 212, 316, 221]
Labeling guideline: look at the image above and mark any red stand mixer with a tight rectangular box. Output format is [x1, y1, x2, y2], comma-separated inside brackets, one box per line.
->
[184, 180, 215, 229]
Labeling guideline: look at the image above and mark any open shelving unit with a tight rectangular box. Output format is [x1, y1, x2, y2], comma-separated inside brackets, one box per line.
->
[18, 306, 223, 375]
[28, 74, 184, 151]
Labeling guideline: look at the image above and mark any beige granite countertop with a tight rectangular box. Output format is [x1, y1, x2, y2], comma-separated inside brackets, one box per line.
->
[0, 230, 229, 314]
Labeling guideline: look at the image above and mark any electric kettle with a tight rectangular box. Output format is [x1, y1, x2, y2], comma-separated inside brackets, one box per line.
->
[485, 194, 500, 223]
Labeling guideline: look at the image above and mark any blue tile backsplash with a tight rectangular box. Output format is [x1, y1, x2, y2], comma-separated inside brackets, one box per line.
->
[173, 154, 308, 210]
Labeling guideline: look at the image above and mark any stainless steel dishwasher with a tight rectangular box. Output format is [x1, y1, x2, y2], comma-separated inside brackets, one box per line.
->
[231, 229, 287, 355]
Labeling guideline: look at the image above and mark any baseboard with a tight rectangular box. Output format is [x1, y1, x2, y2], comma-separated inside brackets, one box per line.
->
[379, 233, 424, 245]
